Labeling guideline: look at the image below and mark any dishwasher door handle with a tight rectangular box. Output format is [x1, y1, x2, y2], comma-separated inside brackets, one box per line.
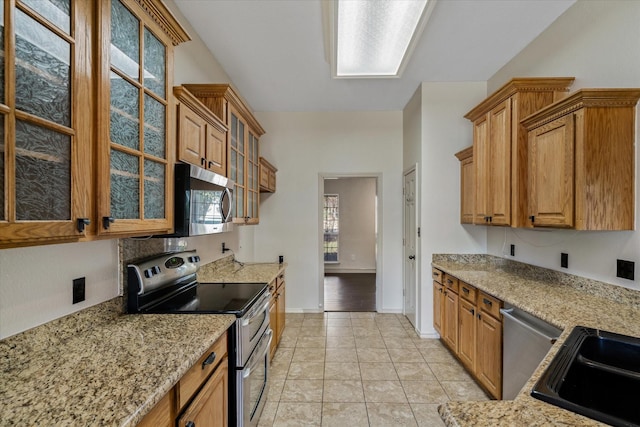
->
[500, 308, 559, 344]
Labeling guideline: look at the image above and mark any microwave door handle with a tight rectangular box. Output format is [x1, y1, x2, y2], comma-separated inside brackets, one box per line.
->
[222, 187, 233, 222]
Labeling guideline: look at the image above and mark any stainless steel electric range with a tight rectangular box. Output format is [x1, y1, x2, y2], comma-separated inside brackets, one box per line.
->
[127, 250, 271, 427]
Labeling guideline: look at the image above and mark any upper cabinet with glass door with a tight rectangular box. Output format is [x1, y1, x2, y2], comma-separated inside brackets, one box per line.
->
[183, 84, 266, 225]
[0, 0, 94, 248]
[97, 0, 189, 237]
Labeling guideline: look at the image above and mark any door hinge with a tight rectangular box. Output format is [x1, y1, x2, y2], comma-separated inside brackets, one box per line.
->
[417, 227, 421, 237]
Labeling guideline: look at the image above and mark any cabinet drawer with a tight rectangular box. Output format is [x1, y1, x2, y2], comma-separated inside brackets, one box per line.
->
[459, 282, 477, 304]
[478, 292, 502, 319]
[432, 268, 443, 284]
[178, 332, 228, 410]
[443, 274, 459, 294]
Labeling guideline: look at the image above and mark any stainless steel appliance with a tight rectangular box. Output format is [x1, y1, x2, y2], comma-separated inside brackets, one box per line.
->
[166, 163, 234, 236]
[500, 305, 562, 399]
[127, 250, 271, 427]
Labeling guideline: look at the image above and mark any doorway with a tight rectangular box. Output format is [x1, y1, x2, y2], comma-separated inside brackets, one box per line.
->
[320, 176, 379, 312]
[403, 167, 418, 327]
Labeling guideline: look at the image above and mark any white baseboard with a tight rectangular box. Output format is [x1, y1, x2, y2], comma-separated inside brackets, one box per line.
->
[418, 331, 440, 339]
[376, 308, 403, 314]
[324, 268, 376, 274]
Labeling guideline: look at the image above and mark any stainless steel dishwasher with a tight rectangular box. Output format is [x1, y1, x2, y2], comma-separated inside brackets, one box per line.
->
[500, 305, 562, 400]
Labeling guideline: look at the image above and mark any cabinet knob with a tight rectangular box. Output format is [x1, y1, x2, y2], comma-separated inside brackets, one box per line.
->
[186, 422, 196, 427]
[470, 308, 475, 315]
[102, 216, 115, 230]
[76, 218, 91, 233]
[529, 215, 535, 223]
[408, 255, 415, 260]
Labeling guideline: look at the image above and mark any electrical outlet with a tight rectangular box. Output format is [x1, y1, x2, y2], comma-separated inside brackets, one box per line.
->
[617, 259, 635, 281]
[73, 277, 86, 304]
[561, 253, 568, 268]
[510, 244, 515, 256]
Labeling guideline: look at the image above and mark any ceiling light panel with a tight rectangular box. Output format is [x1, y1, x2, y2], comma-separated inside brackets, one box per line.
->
[336, 0, 428, 77]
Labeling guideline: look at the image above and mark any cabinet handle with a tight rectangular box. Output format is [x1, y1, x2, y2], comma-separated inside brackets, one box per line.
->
[470, 308, 475, 315]
[102, 216, 114, 230]
[462, 287, 469, 294]
[489, 216, 493, 223]
[76, 218, 90, 233]
[201, 157, 206, 166]
[478, 313, 482, 319]
[186, 422, 196, 427]
[408, 255, 415, 260]
[439, 288, 443, 293]
[483, 298, 492, 306]
[208, 161, 214, 168]
[529, 215, 535, 223]
[446, 278, 453, 284]
[202, 351, 217, 369]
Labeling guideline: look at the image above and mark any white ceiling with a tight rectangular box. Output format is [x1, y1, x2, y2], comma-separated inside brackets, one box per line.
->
[174, 0, 575, 112]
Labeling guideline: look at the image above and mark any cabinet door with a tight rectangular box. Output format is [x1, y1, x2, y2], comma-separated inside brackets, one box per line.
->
[246, 130, 260, 224]
[473, 115, 490, 224]
[0, 0, 93, 246]
[460, 156, 474, 224]
[177, 103, 206, 168]
[269, 297, 277, 360]
[443, 289, 459, 353]
[458, 298, 476, 371]
[276, 283, 286, 342]
[433, 281, 444, 335]
[178, 357, 228, 427]
[99, 0, 174, 236]
[477, 313, 502, 399]
[528, 115, 574, 228]
[228, 106, 246, 222]
[488, 100, 511, 226]
[206, 124, 226, 176]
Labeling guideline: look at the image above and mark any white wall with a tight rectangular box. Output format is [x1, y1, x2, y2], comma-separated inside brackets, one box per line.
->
[0, 0, 239, 339]
[324, 177, 377, 273]
[249, 111, 403, 313]
[406, 82, 488, 336]
[486, 0, 640, 290]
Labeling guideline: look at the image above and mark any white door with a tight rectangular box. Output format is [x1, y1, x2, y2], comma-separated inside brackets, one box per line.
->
[403, 168, 417, 327]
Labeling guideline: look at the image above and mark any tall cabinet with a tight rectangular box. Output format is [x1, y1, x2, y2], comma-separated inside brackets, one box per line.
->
[464, 78, 575, 227]
[0, 0, 94, 247]
[183, 84, 265, 224]
[97, 0, 189, 236]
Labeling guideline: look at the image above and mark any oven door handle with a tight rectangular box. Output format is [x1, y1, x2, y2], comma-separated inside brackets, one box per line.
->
[241, 297, 270, 327]
[243, 329, 273, 379]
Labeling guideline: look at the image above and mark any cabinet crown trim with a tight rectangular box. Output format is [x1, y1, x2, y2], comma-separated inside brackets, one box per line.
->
[174, 86, 227, 131]
[182, 84, 266, 135]
[259, 156, 278, 171]
[464, 77, 575, 121]
[135, 0, 191, 45]
[521, 88, 640, 129]
[454, 146, 473, 161]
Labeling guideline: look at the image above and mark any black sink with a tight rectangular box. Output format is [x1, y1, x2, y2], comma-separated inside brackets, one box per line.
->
[531, 326, 640, 427]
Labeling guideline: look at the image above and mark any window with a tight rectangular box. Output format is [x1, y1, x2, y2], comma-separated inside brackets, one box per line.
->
[323, 194, 339, 262]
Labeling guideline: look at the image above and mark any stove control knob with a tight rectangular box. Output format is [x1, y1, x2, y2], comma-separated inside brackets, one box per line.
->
[152, 265, 161, 275]
[144, 268, 154, 278]
[188, 255, 201, 263]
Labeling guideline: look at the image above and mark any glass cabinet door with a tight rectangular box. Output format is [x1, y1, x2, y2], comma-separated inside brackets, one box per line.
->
[0, 0, 91, 245]
[100, 0, 172, 235]
[247, 131, 260, 223]
[228, 107, 246, 222]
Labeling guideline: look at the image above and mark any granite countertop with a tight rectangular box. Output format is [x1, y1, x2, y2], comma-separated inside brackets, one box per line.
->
[432, 255, 640, 427]
[198, 254, 286, 284]
[0, 298, 236, 426]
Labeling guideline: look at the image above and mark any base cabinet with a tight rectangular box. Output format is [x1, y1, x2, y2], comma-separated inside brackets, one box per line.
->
[432, 269, 503, 400]
[178, 358, 228, 427]
[269, 269, 287, 360]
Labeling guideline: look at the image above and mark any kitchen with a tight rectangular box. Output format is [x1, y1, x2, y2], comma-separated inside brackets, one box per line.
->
[1, 0, 640, 426]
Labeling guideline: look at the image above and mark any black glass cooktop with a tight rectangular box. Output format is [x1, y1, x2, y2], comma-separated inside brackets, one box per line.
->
[149, 282, 268, 316]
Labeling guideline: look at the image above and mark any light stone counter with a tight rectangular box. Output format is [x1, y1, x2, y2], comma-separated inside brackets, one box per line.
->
[0, 298, 235, 426]
[432, 254, 640, 427]
[198, 254, 286, 284]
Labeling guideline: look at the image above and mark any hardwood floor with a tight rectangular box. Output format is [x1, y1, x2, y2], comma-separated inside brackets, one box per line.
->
[324, 273, 376, 312]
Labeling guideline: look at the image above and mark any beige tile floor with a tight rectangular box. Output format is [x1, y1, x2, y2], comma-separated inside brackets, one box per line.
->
[259, 312, 489, 427]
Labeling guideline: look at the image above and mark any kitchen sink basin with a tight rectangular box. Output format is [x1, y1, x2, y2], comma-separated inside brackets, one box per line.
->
[531, 326, 640, 427]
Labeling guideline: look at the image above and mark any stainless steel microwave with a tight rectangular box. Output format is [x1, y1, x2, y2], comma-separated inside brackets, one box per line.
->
[170, 163, 234, 236]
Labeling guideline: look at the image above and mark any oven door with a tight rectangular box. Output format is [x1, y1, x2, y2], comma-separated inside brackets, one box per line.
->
[237, 328, 273, 427]
[236, 290, 271, 367]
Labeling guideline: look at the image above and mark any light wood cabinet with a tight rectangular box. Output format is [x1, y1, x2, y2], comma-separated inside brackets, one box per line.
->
[476, 295, 502, 399]
[523, 89, 640, 230]
[182, 84, 266, 225]
[174, 86, 227, 176]
[464, 78, 575, 227]
[137, 388, 175, 427]
[96, 0, 189, 237]
[442, 274, 459, 353]
[433, 281, 444, 336]
[177, 358, 228, 427]
[259, 157, 277, 193]
[458, 282, 477, 372]
[454, 146, 474, 224]
[269, 269, 287, 360]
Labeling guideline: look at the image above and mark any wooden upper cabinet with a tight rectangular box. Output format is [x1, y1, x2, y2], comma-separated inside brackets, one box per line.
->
[454, 146, 473, 224]
[174, 86, 227, 176]
[97, 0, 189, 237]
[465, 77, 575, 227]
[259, 157, 277, 193]
[523, 89, 640, 230]
[0, 0, 95, 248]
[182, 84, 266, 225]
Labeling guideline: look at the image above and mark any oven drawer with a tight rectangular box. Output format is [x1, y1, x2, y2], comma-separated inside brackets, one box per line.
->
[178, 331, 228, 410]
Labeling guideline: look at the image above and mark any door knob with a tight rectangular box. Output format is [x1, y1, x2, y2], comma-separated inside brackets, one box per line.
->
[408, 255, 415, 260]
